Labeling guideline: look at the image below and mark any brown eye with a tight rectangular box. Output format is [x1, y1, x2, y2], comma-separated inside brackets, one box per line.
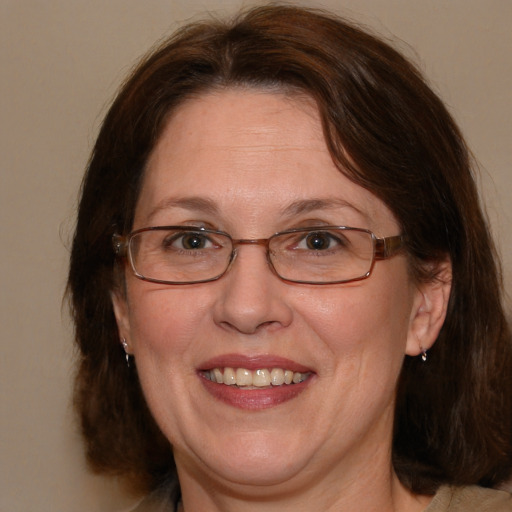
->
[301, 231, 345, 251]
[305, 232, 331, 250]
[181, 233, 208, 250]
[163, 231, 213, 251]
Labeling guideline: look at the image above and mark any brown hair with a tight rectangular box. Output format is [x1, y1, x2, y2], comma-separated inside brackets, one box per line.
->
[68, 4, 512, 494]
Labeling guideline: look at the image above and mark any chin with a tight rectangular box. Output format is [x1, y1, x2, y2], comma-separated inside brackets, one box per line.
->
[207, 457, 307, 490]
[190, 433, 312, 489]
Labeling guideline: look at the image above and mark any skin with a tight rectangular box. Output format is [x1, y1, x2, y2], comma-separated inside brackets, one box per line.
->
[113, 89, 451, 512]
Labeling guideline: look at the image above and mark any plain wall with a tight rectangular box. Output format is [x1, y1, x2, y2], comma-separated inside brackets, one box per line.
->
[1, 1, 510, 511]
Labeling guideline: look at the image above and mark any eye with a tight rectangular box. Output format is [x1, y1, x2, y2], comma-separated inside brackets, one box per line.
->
[298, 231, 345, 251]
[164, 231, 214, 251]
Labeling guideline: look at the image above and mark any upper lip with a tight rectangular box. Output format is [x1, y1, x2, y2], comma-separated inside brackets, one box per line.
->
[198, 353, 313, 373]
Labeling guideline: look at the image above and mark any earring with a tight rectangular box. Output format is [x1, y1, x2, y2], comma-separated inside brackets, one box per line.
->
[121, 338, 132, 367]
[420, 347, 428, 362]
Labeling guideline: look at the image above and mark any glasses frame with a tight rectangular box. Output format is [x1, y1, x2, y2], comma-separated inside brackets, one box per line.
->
[113, 225, 404, 285]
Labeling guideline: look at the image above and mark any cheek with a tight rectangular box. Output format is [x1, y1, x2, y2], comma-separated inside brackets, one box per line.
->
[124, 285, 216, 433]
[126, 283, 213, 360]
[296, 269, 414, 360]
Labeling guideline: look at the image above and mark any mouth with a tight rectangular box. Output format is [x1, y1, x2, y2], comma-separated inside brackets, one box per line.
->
[201, 367, 312, 388]
[198, 355, 315, 409]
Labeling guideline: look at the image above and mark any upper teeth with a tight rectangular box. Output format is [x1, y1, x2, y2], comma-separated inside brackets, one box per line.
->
[204, 368, 310, 387]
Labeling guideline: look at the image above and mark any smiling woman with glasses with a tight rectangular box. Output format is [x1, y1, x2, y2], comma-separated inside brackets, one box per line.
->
[68, 5, 512, 512]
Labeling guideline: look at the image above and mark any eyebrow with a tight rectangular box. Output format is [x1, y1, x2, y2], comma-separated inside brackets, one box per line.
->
[146, 196, 220, 222]
[281, 198, 366, 218]
[146, 196, 367, 223]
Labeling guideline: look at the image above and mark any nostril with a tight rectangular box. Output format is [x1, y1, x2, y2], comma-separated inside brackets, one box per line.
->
[218, 318, 284, 335]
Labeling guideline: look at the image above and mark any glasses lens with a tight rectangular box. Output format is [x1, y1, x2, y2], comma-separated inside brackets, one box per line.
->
[129, 228, 232, 283]
[269, 228, 374, 283]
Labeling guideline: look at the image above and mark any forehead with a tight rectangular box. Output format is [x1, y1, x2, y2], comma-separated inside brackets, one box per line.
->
[136, 88, 397, 234]
[147, 88, 325, 169]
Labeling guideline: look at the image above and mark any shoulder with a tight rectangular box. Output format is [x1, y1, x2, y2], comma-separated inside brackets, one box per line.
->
[425, 485, 512, 511]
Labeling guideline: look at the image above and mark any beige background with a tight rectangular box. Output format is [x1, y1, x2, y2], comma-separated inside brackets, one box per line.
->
[1, 1, 510, 511]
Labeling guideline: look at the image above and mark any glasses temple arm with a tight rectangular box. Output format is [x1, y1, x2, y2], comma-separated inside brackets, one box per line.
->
[112, 234, 128, 257]
[374, 235, 404, 259]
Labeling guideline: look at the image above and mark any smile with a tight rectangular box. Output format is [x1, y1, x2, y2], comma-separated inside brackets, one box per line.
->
[202, 367, 311, 388]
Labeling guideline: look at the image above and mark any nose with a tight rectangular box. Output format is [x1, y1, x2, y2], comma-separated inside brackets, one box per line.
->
[212, 244, 293, 335]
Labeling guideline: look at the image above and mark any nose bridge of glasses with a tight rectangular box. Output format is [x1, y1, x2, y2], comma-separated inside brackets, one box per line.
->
[227, 237, 277, 275]
[232, 238, 270, 248]
[229, 238, 272, 267]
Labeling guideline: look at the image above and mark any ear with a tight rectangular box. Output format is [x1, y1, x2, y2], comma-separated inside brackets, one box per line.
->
[405, 260, 452, 356]
[111, 289, 132, 351]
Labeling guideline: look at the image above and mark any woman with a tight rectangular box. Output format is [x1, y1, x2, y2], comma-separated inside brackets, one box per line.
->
[68, 5, 512, 511]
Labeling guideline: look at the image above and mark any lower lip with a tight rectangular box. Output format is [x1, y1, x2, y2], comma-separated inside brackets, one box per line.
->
[199, 374, 313, 410]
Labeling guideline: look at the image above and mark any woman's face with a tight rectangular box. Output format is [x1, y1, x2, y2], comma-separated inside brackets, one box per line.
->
[113, 89, 444, 494]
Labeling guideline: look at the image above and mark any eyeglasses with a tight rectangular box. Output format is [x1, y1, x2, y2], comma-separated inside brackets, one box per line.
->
[113, 226, 404, 285]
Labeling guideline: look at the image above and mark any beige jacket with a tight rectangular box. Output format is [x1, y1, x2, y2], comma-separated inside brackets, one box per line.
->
[131, 484, 512, 511]
[425, 486, 512, 511]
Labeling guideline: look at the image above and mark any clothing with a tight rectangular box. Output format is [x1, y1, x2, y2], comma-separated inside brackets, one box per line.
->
[129, 478, 178, 512]
[130, 483, 512, 511]
[424, 486, 512, 511]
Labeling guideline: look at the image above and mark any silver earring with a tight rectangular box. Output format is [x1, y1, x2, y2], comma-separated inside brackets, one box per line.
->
[121, 338, 132, 367]
[420, 347, 428, 362]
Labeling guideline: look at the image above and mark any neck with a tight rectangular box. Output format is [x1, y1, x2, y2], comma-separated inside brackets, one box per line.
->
[175, 451, 432, 512]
